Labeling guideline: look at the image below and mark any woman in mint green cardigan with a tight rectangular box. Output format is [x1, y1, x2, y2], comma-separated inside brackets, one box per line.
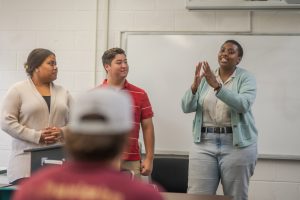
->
[181, 40, 257, 200]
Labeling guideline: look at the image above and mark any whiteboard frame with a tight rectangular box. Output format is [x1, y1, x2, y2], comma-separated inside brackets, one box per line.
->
[121, 31, 300, 161]
[185, 0, 300, 10]
[121, 31, 300, 51]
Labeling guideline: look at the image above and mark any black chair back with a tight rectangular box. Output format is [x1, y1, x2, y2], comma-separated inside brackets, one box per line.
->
[150, 155, 189, 193]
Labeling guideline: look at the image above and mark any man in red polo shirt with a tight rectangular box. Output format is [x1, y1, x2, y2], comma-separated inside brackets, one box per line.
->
[97, 48, 154, 177]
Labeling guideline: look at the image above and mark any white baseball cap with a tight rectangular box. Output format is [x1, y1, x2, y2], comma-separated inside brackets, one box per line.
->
[69, 88, 133, 135]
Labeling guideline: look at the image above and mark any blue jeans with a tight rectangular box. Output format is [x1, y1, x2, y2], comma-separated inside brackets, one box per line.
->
[188, 132, 257, 200]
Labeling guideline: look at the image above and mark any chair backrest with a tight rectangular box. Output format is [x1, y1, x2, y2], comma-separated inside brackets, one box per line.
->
[150, 155, 189, 193]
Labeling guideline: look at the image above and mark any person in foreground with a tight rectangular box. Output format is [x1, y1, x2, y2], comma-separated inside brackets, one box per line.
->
[181, 40, 257, 200]
[12, 88, 163, 200]
[98, 48, 155, 177]
[1, 48, 71, 185]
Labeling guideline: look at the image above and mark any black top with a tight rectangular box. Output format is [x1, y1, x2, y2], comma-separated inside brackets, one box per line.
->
[42, 96, 51, 112]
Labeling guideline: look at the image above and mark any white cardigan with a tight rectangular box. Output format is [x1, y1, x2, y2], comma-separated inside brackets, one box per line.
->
[1, 78, 72, 183]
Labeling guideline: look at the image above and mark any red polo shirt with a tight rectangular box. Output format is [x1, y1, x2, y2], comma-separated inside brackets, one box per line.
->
[99, 79, 154, 161]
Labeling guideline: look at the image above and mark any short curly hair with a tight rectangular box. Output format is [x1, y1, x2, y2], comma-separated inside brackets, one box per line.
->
[223, 40, 243, 58]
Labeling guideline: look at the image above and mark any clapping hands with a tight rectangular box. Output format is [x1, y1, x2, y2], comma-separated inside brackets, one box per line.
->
[191, 61, 219, 94]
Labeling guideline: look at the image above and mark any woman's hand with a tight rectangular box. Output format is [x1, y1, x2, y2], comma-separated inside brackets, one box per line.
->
[39, 127, 63, 144]
[202, 61, 220, 89]
[191, 62, 204, 94]
[39, 128, 55, 144]
[49, 127, 64, 142]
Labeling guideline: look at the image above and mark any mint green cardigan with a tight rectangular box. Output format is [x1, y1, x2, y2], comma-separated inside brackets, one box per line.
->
[181, 67, 257, 148]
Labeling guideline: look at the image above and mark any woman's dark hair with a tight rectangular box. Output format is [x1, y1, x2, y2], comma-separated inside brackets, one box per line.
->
[24, 48, 55, 76]
[224, 40, 243, 58]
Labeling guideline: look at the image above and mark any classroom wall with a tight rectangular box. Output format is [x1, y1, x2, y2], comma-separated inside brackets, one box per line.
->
[0, 0, 98, 174]
[103, 1, 300, 200]
[0, 0, 300, 199]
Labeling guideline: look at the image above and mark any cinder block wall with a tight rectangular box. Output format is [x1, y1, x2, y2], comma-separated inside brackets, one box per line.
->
[0, 0, 98, 175]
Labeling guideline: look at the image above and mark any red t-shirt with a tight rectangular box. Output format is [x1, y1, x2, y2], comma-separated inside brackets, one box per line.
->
[12, 162, 163, 200]
[100, 80, 154, 161]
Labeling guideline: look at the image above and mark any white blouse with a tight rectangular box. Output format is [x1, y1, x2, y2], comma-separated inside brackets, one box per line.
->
[202, 69, 236, 127]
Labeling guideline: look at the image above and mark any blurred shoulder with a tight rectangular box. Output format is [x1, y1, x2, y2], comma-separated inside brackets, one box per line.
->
[5, 80, 31, 95]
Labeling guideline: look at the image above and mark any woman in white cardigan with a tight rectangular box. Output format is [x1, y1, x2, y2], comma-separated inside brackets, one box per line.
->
[1, 48, 72, 184]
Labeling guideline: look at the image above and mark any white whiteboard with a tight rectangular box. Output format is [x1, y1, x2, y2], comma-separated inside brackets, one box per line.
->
[123, 33, 300, 159]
